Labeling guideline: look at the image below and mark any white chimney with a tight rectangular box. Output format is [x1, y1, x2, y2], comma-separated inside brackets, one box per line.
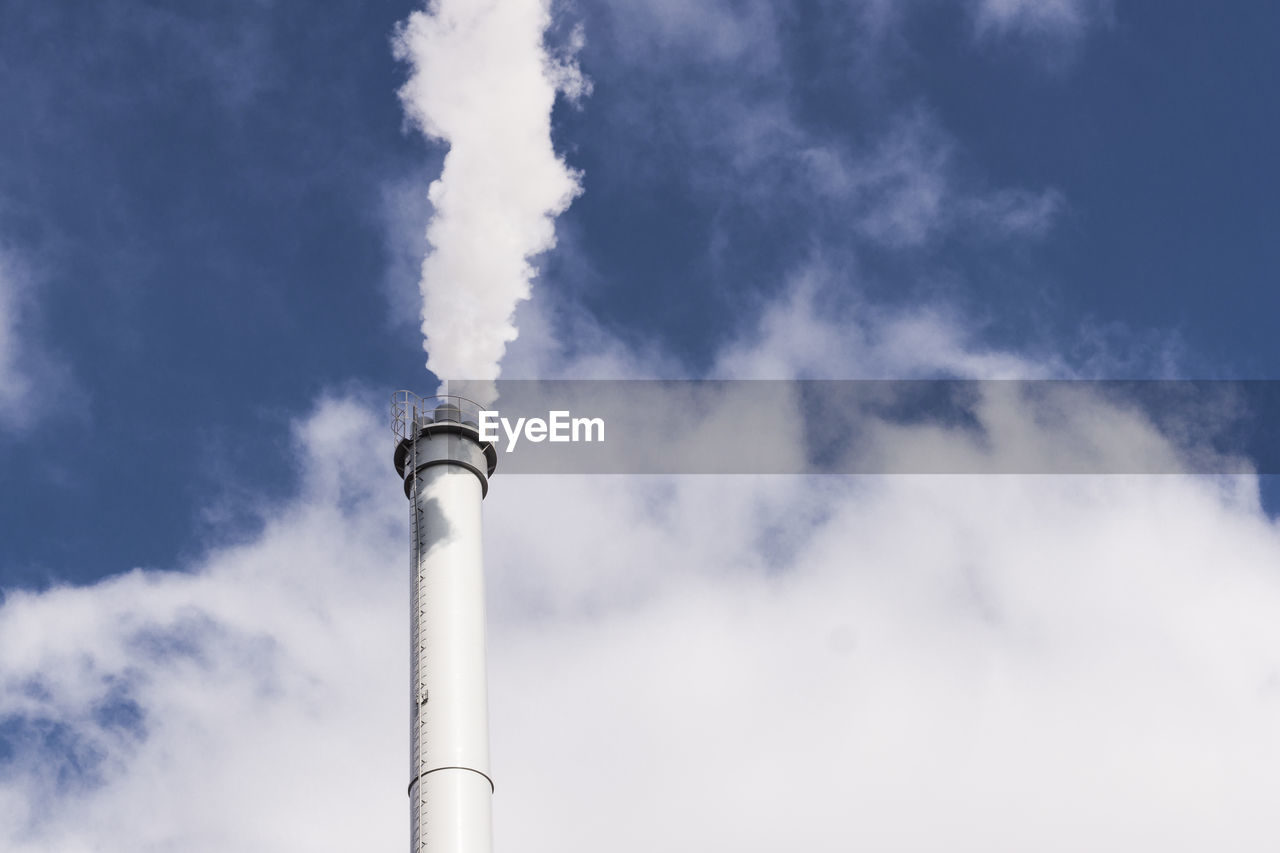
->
[394, 392, 499, 853]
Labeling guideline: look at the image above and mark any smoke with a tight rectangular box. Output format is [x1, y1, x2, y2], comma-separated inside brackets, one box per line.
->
[394, 0, 587, 395]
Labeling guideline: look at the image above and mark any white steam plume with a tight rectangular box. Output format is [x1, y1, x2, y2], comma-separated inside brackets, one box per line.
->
[394, 0, 586, 393]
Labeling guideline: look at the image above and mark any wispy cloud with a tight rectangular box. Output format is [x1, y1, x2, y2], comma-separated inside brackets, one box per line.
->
[971, 0, 1113, 42]
[0, 256, 32, 423]
[600, 0, 782, 67]
[712, 267, 1050, 380]
[803, 109, 1064, 249]
[0, 250, 69, 433]
[584, 5, 1064, 256]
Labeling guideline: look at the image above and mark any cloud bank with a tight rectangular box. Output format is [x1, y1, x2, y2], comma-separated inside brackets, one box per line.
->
[0, 399, 406, 851]
[3, 306, 1280, 849]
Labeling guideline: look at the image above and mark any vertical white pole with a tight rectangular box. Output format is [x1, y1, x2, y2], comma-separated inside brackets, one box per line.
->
[399, 397, 497, 853]
[414, 466, 493, 852]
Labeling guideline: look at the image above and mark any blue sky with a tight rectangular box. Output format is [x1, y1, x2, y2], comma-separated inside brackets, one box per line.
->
[2, 2, 1278, 582]
[3, 1, 1280, 849]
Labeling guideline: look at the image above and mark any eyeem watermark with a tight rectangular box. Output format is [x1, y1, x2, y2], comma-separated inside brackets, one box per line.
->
[479, 410, 605, 452]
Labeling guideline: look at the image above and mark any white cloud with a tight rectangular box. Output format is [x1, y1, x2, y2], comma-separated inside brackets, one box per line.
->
[962, 186, 1064, 239]
[601, 0, 782, 68]
[0, 397, 405, 851]
[972, 0, 1112, 41]
[502, 276, 688, 381]
[4, 307, 1280, 849]
[487, 474, 1280, 852]
[713, 268, 1052, 380]
[804, 110, 1064, 249]
[590, 6, 1065, 256]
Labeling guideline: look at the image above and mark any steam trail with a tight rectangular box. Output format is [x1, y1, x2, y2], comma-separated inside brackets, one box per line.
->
[394, 0, 586, 395]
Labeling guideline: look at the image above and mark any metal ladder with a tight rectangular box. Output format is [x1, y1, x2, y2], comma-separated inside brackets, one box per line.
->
[409, 407, 430, 852]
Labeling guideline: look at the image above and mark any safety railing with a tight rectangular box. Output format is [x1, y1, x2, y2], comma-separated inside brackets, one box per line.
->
[392, 390, 489, 443]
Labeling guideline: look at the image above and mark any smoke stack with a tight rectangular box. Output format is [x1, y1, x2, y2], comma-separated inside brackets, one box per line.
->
[393, 391, 499, 852]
